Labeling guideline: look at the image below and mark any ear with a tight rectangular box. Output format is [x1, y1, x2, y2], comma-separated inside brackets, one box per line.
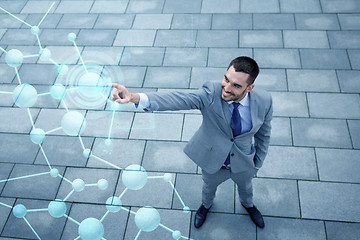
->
[247, 84, 254, 92]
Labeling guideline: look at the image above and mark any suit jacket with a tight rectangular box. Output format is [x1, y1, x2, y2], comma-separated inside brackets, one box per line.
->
[145, 81, 273, 174]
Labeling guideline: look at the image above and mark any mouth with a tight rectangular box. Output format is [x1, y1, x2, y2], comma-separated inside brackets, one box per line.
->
[222, 90, 232, 98]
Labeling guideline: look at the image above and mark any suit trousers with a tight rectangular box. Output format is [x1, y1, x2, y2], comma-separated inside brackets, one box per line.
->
[202, 167, 257, 209]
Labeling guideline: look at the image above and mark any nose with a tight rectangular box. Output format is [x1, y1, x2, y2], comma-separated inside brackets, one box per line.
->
[223, 83, 231, 93]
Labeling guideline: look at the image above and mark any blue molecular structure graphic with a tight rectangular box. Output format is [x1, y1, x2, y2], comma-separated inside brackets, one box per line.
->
[0, 3, 192, 240]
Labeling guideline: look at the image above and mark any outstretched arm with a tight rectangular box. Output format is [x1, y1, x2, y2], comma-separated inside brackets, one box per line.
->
[108, 83, 140, 104]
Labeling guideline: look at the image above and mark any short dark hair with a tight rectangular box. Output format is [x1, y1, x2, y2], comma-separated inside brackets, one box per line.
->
[227, 56, 259, 85]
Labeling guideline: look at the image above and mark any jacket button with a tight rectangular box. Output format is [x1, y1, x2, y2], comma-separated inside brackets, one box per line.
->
[231, 153, 235, 156]
[230, 138, 234, 142]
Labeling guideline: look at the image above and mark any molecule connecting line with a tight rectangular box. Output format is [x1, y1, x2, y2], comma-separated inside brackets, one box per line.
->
[0, 3, 192, 240]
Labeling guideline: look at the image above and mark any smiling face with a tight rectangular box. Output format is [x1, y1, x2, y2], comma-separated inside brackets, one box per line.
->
[221, 65, 254, 102]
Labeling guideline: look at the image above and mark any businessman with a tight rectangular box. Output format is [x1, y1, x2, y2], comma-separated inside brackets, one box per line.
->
[109, 56, 273, 229]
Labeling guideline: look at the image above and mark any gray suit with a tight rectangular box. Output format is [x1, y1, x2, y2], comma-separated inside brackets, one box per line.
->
[145, 81, 273, 207]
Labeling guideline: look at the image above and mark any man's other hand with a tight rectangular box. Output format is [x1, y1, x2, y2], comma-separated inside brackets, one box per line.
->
[108, 83, 133, 104]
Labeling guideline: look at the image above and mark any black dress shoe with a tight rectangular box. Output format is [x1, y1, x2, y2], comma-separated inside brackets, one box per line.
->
[242, 204, 265, 228]
[194, 204, 210, 228]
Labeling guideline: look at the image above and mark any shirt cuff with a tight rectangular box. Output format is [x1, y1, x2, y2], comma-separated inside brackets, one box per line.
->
[135, 93, 150, 109]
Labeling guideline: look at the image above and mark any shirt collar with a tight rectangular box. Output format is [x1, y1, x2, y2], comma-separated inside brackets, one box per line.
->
[226, 93, 249, 106]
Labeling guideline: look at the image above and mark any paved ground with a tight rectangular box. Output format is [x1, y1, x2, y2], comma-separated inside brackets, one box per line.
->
[0, 0, 359, 239]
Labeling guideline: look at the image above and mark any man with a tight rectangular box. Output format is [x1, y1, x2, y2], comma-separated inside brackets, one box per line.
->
[109, 56, 273, 229]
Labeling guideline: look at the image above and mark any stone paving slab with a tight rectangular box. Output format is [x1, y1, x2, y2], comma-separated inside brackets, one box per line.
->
[307, 93, 360, 119]
[87, 138, 145, 169]
[258, 217, 326, 240]
[287, 69, 340, 92]
[55, 1, 93, 14]
[182, 114, 202, 141]
[190, 213, 256, 240]
[255, 69, 287, 91]
[34, 135, 94, 167]
[254, 49, 301, 68]
[284, 30, 329, 48]
[208, 48, 252, 67]
[105, 66, 146, 88]
[0, 108, 39, 134]
[201, 0, 239, 14]
[260, 146, 318, 180]
[81, 110, 134, 138]
[163, 0, 201, 14]
[0, 164, 14, 193]
[197, 30, 238, 48]
[294, 14, 340, 30]
[280, 0, 322, 13]
[34, 108, 85, 136]
[241, 0, 279, 13]
[142, 141, 197, 173]
[320, 0, 360, 13]
[24, 13, 62, 29]
[236, 178, 300, 218]
[115, 171, 173, 208]
[114, 29, 156, 47]
[348, 120, 360, 149]
[144, 66, 190, 88]
[172, 14, 211, 29]
[57, 14, 97, 29]
[0, 1, 27, 14]
[0, 29, 37, 45]
[325, 221, 360, 240]
[0, 197, 15, 234]
[337, 70, 360, 93]
[18, 63, 58, 85]
[300, 49, 351, 69]
[0, 84, 15, 107]
[126, 0, 164, 14]
[56, 167, 119, 204]
[94, 14, 134, 29]
[0, 46, 40, 64]
[316, 148, 360, 183]
[133, 14, 172, 29]
[239, 30, 283, 48]
[155, 30, 197, 47]
[120, 47, 165, 66]
[77, 29, 117, 46]
[253, 14, 295, 29]
[269, 117, 292, 146]
[2, 164, 65, 200]
[328, 31, 360, 49]
[38, 29, 77, 46]
[190, 67, 224, 88]
[130, 112, 183, 141]
[271, 91, 309, 117]
[61, 202, 128, 240]
[0, 133, 39, 164]
[0, 14, 27, 28]
[338, 14, 360, 30]
[299, 181, 360, 222]
[0, 65, 16, 83]
[291, 118, 352, 148]
[348, 49, 360, 70]
[2, 198, 69, 240]
[21, 1, 58, 14]
[163, 47, 208, 67]
[124, 207, 191, 240]
[212, 13, 252, 29]
[90, 0, 128, 14]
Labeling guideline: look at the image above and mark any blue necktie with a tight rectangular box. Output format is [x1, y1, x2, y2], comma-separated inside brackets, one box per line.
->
[224, 102, 242, 166]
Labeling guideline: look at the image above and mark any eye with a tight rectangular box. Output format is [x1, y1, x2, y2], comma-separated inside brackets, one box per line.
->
[234, 84, 241, 88]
